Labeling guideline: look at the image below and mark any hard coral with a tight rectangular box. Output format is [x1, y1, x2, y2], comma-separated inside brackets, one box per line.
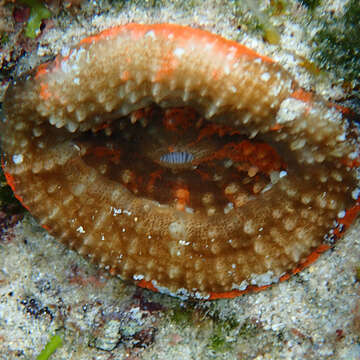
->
[1, 23, 359, 299]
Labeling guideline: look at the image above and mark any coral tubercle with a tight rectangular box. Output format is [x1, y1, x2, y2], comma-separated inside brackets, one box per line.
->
[1, 23, 359, 299]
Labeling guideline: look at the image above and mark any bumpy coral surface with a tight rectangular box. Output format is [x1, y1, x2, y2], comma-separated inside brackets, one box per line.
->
[1, 23, 359, 299]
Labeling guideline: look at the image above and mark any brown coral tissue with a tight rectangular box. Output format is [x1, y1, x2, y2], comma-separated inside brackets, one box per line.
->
[1, 23, 360, 299]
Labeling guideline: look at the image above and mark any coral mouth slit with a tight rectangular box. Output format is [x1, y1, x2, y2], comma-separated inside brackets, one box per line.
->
[80, 106, 285, 214]
[159, 151, 194, 165]
[1, 23, 359, 299]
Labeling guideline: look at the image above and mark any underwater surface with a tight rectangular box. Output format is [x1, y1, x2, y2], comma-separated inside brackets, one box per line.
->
[0, 0, 360, 359]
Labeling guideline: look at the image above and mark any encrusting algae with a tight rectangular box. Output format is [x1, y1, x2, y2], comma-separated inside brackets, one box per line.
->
[1, 23, 360, 299]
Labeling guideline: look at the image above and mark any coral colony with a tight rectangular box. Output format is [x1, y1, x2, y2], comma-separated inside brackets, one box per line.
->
[1, 24, 359, 299]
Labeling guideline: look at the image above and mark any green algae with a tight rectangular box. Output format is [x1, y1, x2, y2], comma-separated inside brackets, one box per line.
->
[168, 303, 242, 354]
[169, 306, 194, 327]
[0, 32, 9, 46]
[19, 0, 51, 39]
[207, 312, 239, 353]
[238, 321, 258, 339]
[36, 334, 62, 360]
[208, 332, 231, 353]
[312, 0, 360, 85]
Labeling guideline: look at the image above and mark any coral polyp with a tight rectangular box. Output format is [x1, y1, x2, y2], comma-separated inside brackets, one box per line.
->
[1, 23, 359, 299]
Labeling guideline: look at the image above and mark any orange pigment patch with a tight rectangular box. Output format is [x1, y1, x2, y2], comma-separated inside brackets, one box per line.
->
[163, 108, 197, 132]
[1, 165, 30, 211]
[92, 122, 111, 133]
[200, 140, 285, 174]
[174, 187, 190, 211]
[334, 203, 360, 238]
[341, 156, 360, 168]
[212, 69, 221, 81]
[290, 88, 314, 115]
[269, 123, 283, 131]
[154, 52, 179, 82]
[167, 145, 175, 153]
[120, 70, 131, 82]
[35, 55, 69, 80]
[195, 123, 242, 143]
[79, 23, 149, 45]
[137, 279, 159, 292]
[330, 103, 351, 115]
[77, 23, 275, 65]
[208, 284, 271, 300]
[291, 90, 354, 119]
[39, 82, 52, 100]
[87, 147, 122, 164]
[34, 63, 50, 79]
[195, 168, 212, 181]
[291, 88, 313, 103]
[147, 169, 163, 193]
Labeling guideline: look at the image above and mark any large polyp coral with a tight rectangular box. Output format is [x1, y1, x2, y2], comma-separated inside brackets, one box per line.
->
[1, 23, 359, 299]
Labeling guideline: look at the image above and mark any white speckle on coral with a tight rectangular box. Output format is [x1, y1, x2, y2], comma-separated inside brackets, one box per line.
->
[145, 30, 156, 39]
[179, 239, 190, 246]
[77, 226, 85, 233]
[12, 154, 23, 164]
[61, 46, 70, 57]
[352, 188, 360, 200]
[277, 98, 306, 123]
[112, 207, 122, 216]
[173, 47, 185, 57]
[349, 152, 358, 160]
[185, 207, 194, 214]
[133, 274, 144, 280]
[261, 72, 270, 82]
[224, 202, 234, 214]
[232, 280, 249, 291]
[250, 271, 279, 286]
